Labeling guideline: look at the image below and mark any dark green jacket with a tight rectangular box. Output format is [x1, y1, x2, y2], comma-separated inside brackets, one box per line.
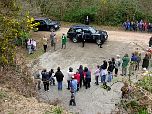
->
[122, 56, 130, 68]
[62, 35, 67, 45]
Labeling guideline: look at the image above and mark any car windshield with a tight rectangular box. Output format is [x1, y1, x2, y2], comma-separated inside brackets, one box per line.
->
[89, 27, 96, 33]
[45, 18, 52, 24]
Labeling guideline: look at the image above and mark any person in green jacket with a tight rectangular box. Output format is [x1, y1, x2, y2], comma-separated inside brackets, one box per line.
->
[61, 33, 67, 49]
[122, 53, 130, 76]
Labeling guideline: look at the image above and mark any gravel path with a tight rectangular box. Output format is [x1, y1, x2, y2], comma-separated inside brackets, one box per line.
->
[31, 28, 150, 114]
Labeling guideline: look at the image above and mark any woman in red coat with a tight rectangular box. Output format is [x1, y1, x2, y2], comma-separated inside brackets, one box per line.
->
[74, 70, 80, 91]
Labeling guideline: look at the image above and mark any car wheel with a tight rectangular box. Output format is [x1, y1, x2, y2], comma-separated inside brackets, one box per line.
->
[72, 37, 78, 43]
[96, 39, 101, 45]
[50, 27, 55, 32]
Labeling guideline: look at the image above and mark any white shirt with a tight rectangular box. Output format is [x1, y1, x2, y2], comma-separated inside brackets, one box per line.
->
[100, 69, 107, 76]
[32, 40, 36, 47]
[67, 71, 75, 81]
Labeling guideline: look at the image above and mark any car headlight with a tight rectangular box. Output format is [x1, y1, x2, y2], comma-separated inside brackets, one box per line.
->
[54, 25, 58, 28]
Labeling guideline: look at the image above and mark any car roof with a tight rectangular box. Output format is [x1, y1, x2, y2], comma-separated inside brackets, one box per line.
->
[34, 17, 48, 20]
[71, 25, 92, 29]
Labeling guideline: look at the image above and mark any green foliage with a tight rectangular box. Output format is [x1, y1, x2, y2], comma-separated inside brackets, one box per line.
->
[34, 0, 152, 26]
[0, 91, 7, 99]
[137, 76, 152, 93]
[0, 0, 38, 66]
[63, 6, 98, 23]
[53, 107, 63, 114]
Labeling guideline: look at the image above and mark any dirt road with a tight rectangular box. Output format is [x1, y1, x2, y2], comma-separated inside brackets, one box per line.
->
[31, 27, 151, 114]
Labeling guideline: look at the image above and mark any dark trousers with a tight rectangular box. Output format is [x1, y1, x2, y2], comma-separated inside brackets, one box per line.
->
[115, 68, 118, 75]
[80, 77, 85, 88]
[77, 83, 79, 91]
[69, 99, 76, 106]
[43, 81, 49, 91]
[67, 80, 70, 89]
[43, 45, 47, 52]
[82, 41, 85, 47]
[62, 44, 66, 49]
[85, 78, 91, 89]
[95, 76, 99, 85]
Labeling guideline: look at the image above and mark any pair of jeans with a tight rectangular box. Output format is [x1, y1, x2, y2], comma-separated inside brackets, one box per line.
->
[101, 75, 106, 83]
[107, 72, 113, 82]
[58, 81, 62, 90]
[28, 45, 32, 54]
[43, 81, 49, 91]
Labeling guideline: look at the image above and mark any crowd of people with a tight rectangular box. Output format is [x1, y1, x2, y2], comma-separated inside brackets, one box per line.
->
[26, 39, 37, 54]
[26, 31, 67, 54]
[33, 38, 152, 105]
[123, 20, 152, 32]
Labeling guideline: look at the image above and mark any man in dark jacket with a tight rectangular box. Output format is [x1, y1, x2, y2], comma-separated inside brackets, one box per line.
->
[78, 65, 84, 88]
[149, 36, 152, 47]
[54, 67, 64, 90]
[41, 69, 50, 91]
[84, 67, 91, 89]
[81, 31, 85, 47]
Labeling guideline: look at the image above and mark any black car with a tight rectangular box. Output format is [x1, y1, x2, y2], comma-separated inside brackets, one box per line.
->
[34, 18, 60, 31]
[67, 25, 108, 44]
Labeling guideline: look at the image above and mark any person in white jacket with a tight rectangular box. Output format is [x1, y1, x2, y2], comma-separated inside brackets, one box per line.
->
[67, 67, 75, 90]
[115, 55, 121, 76]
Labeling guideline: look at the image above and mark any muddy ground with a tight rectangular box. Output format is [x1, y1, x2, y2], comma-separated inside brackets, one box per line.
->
[31, 27, 151, 114]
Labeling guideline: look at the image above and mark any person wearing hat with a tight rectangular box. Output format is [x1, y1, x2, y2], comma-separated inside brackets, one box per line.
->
[54, 67, 64, 90]
[114, 55, 121, 76]
[67, 67, 75, 90]
[61, 33, 67, 49]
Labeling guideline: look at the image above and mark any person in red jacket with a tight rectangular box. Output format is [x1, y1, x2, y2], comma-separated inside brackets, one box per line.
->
[74, 70, 80, 91]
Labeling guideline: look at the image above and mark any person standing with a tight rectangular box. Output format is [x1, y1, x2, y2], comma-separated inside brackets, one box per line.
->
[100, 65, 107, 83]
[50, 31, 56, 50]
[61, 33, 67, 49]
[54, 67, 64, 90]
[67, 67, 74, 90]
[130, 53, 138, 75]
[115, 55, 121, 76]
[142, 54, 150, 69]
[41, 69, 50, 91]
[84, 67, 91, 89]
[74, 70, 80, 91]
[48, 69, 55, 86]
[107, 61, 115, 82]
[122, 54, 130, 76]
[70, 76, 78, 94]
[94, 65, 100, 85]
[33, 69, 42, 90]
[69, 76, 77, 106]
[27, 39, 32, 54]
[43, 36, 48, 52]
[85, 15, 90, 25]
[81, 31, 85, 48]
[149, 36, 152, 47]
[78, 65, 84, 88]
